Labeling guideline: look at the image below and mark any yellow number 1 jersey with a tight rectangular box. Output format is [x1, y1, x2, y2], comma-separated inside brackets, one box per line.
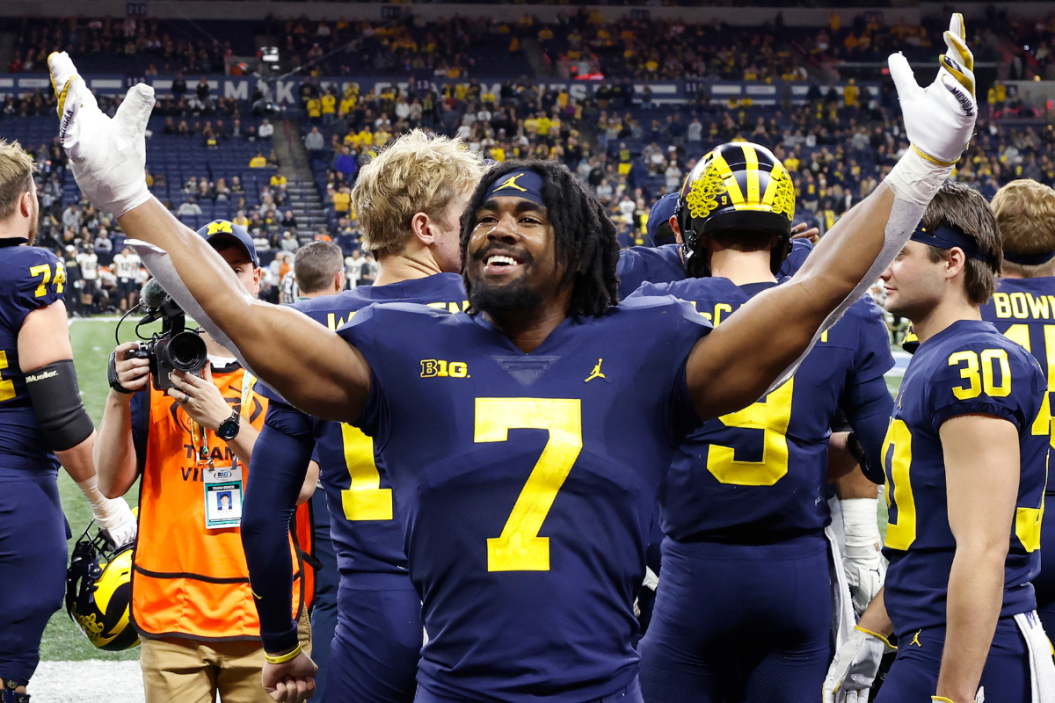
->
[883, 320, 1048, 636]
[337, 297, 710, 702]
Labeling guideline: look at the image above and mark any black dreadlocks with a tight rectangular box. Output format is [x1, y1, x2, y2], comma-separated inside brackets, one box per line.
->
[459, 160, 621, 318]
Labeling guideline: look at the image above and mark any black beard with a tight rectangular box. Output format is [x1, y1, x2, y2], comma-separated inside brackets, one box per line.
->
[470, 279, 543, 316]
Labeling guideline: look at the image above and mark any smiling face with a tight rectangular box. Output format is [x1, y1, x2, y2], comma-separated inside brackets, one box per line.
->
[466, 195, 563, 315]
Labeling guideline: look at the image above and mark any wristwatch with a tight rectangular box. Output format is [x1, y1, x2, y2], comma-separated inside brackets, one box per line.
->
[216, 410, 241, 441]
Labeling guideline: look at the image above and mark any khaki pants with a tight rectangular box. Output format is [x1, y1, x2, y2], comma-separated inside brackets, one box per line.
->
[141, 611, 312, 703]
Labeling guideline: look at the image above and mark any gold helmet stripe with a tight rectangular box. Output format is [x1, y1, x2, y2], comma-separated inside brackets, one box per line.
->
[740, 144, 761, 206]
[761, 161, 785, 206]
[711, 152, 745, 205]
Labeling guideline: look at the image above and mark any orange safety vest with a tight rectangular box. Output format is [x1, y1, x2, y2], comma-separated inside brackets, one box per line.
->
[131, 366, 315, 641]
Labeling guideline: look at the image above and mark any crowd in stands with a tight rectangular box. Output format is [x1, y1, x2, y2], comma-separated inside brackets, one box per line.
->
[7, 10, 1055, 315]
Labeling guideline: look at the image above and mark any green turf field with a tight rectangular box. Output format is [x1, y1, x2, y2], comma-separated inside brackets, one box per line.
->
[42, 318, 141, 662]
[42, 318, 902, 661]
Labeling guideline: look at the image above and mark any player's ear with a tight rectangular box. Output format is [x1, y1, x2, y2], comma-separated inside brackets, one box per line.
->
[20, 189, 33, 218]
[669, 215, 683, 245]
[411, 211, 433, 246]
[946, 247, 968, 279]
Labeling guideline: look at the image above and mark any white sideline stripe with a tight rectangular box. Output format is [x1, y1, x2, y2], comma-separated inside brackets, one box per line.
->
[32, 661, 144, 702]
[69, 316, 123, 322]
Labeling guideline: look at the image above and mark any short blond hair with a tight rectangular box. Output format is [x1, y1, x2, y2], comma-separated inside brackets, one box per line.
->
[0, 140, 34, 221]
[991, 179, 1055, 277]
[350, 130, 482, 257]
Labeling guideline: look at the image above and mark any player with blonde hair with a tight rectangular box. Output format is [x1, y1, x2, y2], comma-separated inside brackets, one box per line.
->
[981, 178, 1055, 638]
[239, 129, 482, 703]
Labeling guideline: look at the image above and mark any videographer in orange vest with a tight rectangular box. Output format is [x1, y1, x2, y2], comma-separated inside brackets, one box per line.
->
[94, 221, 317, 703]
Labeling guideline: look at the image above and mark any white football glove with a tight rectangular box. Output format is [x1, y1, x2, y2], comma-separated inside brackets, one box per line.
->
[823, 626, 896, 703]
[840, 498, 886, 617]
[75, 476, 138, 548]
[889, 13, 976, 167]
[48, 51, 155, 218]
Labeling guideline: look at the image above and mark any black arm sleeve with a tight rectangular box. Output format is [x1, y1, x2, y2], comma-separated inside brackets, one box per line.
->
[24, 359, 94, 451]
[841, 374, 895, 484]
[241, 400, 315, 654]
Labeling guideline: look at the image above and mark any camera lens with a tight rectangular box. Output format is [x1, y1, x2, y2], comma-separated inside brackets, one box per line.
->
[166, 332, 208, 372]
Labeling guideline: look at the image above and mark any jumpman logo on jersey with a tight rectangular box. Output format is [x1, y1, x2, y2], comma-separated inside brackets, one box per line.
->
[585, 359, 606, 382]
[494, 174, 527, 192]
[910, 630, 922, 647]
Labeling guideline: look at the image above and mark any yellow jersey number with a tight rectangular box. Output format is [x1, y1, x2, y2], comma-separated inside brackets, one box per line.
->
[475, 398, 582, 572]
[339, 424, 393, 521]
[0, 351, 16, 402]
[884, 346, 1045, 552]
[706, 378, 795, 486]
[29, 262, 66, 298]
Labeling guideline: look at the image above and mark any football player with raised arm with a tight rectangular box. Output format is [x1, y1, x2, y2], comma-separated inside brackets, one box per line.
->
[48, 18, 976, 699]
[628, 142, 894, 702]
[240, 131, 478, 703]
[980, 179, 1055, 639]
[0, 140, 135, 703]
[825, 182, 1055, 702]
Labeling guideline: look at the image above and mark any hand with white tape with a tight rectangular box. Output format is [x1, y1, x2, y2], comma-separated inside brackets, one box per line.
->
[889, 13, 976, 166]
[48, 51, 155, 218]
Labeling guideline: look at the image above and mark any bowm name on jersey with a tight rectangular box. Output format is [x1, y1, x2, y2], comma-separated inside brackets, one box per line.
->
[991, 290, 1055, 320]
[882, 321, 1048, 635]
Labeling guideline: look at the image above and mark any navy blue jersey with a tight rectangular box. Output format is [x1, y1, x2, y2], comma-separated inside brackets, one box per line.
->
[616, 244, 683, 300]
[631, 279, 893, 542]
[616, 240, 813, 301]
[258, 273, 467, 577]
[882, 320, 1047, 636]
[0, 244, 66, 476]
[981, 277, 1055, 463]
[338, 298, 710, 701]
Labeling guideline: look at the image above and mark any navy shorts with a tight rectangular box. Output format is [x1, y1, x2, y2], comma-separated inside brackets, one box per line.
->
[639, 534, 831, 703]
[1033, 502, 1055, 637]
[324, 574, 422, 703]
[0, 475, 69, 684]
[876, 617, 1030, 702]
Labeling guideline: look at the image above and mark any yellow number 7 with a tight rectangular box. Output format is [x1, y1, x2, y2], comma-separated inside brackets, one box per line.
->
[29, 264, 51, 298]
[476, 398, 582, 572]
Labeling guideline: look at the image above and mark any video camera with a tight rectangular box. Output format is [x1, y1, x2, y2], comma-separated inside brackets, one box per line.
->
[123, 279, 208, 392]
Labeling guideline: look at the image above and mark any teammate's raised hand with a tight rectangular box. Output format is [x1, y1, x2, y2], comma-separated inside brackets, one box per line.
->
[48, 51, 155, 218]
[888, 13, 976, 167]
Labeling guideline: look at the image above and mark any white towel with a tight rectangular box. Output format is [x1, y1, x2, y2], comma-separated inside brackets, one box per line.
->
[1014, 610, 1055, 702]
[825, 499, 855, 649]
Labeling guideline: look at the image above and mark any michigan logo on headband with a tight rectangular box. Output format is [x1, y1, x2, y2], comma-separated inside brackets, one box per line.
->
[485, 170, 547, 206]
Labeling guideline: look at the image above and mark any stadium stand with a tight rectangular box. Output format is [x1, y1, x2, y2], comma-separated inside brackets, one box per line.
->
[2, 6, 1054, 316]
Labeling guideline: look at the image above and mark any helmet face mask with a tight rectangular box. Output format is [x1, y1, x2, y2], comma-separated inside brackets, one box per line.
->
[677, 142, 796, 278]
[66, 523, 140, 652]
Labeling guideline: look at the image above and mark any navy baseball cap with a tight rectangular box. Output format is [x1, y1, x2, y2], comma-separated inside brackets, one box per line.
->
[197, 220, 259, 267]
[647, 193, 680, 247]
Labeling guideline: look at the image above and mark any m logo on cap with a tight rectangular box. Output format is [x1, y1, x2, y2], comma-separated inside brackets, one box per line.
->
[206, 221, 234, 235]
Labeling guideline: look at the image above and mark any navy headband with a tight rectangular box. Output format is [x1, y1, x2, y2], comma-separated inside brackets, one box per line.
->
[1003, 250, 1055, 266]
[484, 170, 546, 206]
[910, 223, 995, 265]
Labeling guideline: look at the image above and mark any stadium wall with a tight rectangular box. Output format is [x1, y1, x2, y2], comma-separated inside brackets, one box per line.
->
[1, 2, 1051, 24]
[0, 73, 878, 107]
